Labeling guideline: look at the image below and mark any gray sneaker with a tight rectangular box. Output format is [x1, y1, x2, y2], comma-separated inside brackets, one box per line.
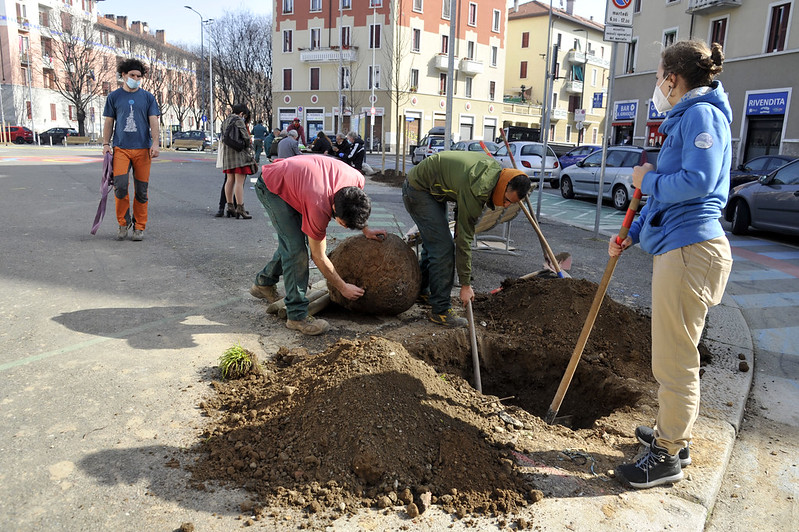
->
[117, 225, 128, 240]
[286, 316, 330, 336]
[131, 229, 144, 241]
[250, 283, 280, 303]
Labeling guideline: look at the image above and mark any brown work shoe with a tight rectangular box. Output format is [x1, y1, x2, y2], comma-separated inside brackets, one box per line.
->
[286, 316, 330, 336]
[429, 309, 468, 328]
[250, 283, 280, 303]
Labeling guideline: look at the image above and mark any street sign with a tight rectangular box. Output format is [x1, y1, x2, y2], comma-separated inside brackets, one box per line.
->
[574, 109, 586, 122]
[201, 115, 207, 122]
[593, 92, 604, 109]
[605, 0, 634, 27]
[604, 24, 633, 43]
[370, 107, 376, 116]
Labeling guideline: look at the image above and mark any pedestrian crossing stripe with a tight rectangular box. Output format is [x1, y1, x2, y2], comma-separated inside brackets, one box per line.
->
[731, 292, 799, 309]
[754, 327, 799, 357]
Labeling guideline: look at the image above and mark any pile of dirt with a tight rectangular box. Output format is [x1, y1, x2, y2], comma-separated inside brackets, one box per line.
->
[189, 277, 690, 523]
[369, 169, 406, 187]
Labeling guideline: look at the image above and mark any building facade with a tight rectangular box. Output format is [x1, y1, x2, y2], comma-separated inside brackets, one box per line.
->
[0, 0, 199, 139]
[505, 0, 609, 146]
[611, 0, 798, 163]
[272, 0, 508, 152]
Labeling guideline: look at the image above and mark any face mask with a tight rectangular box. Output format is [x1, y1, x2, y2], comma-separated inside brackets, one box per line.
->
[652, 77, 673, 114]
[126, 77, 141, 90]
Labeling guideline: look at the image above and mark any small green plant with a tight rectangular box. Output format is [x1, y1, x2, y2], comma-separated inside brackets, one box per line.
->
[218, 343, 258, 379]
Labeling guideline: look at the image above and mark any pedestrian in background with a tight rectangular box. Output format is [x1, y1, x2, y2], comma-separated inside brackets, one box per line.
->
[219, 103, 257, 219]
[251, 119, 267, 164]
[270, 130, 286, 159]
[102, 58, 160, 242]
[344, 131, 365, 171]
[277, 130, 301, 159]
[311, 131, 333, 155]
[263, 128, 279, 161]
[287, 117, 306, 145]
[611, 40, 733, 489]
[332, 133, 350, 161]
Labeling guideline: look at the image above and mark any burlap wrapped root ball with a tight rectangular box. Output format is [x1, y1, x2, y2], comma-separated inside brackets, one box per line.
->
[327, 233, 421, 315]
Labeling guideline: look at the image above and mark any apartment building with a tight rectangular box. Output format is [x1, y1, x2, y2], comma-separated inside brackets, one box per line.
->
[612, 0, 798, 162]
[272, 0, 508, 152]
[0, 0, 199, 138]
[505, 0, 610, 146]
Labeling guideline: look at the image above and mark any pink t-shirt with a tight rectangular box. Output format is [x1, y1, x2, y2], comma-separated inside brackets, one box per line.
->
[261, 155, 365, 241]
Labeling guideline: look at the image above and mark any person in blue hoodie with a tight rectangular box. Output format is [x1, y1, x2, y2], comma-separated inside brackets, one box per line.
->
[610, 40, 734, 489]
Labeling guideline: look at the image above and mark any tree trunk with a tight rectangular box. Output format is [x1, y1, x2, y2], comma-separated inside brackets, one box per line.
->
[77, 109, 86, 137]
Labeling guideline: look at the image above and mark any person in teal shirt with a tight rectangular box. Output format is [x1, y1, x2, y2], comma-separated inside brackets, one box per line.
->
[251, 120, 267, 163]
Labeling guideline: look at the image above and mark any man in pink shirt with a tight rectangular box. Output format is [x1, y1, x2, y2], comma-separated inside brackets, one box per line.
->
[250, 155, 387, 335]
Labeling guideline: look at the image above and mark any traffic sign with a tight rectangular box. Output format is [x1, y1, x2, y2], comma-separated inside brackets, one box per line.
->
[593, 92, 604, 109]
[201, 115, 207, 122]
[604, 24, 633, 43]
[370, 107, 376, 116]
[605, 0, 634, 27]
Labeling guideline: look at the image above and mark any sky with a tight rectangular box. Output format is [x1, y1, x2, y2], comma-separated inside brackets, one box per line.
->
[95, 0, 605, 47]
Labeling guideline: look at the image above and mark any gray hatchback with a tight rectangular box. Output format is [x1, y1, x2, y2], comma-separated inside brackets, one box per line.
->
[725, 158, 799, 236]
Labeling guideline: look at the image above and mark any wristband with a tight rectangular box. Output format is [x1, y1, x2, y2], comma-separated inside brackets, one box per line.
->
[103, 143, 110, 146]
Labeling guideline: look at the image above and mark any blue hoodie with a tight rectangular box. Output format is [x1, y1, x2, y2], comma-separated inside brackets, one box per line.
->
[629, 80, 732, 255]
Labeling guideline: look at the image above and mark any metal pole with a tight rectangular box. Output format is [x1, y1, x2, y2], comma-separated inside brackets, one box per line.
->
[535, 0, 555, 218]
[338, 1, 343, 132]
[207, 21, 214, 142]
[443, 0, 457, 150]
[184, 6, 204, 130]
[370, 6, 376, 152]
[26, 47, 36, 144]
[593, 42, 619, 237]
[574, 29, 587, 147]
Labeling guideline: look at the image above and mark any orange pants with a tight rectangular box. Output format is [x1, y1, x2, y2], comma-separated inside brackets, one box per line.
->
[113, 148, 152, 230]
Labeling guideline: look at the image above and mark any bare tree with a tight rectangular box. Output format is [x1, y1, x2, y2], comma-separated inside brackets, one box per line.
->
[167, 69, 195, 130]
[49, 9, 109, 136]
[133, 42, 170, 126]
[383, 7, 414, 168]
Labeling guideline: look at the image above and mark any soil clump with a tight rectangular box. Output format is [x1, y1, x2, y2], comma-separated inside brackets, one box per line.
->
[369, 169, 406, 187]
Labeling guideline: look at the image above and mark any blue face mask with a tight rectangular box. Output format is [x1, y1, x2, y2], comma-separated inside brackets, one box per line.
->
[126, 77, 141, 90]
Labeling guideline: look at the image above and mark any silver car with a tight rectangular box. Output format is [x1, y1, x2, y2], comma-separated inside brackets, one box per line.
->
[559, 146, 659, 211]
[725, 158, 799, 236]
[494, 141, 561, 185]
[411, 135, 446, 165]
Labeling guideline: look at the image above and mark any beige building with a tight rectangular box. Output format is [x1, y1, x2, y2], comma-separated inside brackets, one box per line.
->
[505, 0, 609, 146]
[271, 0, 508, 152]
[612, 0, 798, 162]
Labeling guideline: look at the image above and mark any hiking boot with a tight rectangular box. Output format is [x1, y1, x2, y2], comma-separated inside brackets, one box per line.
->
[117, 225, 128, 240]
[615, 442, 683, 489]
[250, 283, 280, 303]
[416, 292, 430, 305]
[286, 316, 330, 336]
[636, 426, 691, 467]
[429, 309, 468, 328]
[131, 229, 144, 241]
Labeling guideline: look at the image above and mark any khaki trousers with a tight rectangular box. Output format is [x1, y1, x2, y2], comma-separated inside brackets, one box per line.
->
[652, 236, 732, 456]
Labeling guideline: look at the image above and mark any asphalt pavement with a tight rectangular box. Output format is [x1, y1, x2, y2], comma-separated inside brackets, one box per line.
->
[0, 145, 778, 531]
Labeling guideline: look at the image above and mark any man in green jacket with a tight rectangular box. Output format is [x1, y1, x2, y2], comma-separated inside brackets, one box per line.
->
[403, 151, 531, 327]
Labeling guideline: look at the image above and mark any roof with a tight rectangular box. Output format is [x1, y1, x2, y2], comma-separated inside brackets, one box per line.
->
[508, 0, 605, 31]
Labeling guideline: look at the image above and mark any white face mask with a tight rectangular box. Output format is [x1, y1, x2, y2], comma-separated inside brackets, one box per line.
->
[652, 77, 673, 114]
[126, 77, 141, 90]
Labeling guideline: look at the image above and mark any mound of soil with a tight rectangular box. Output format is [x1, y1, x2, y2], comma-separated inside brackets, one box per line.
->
[369, 169, 406, 187]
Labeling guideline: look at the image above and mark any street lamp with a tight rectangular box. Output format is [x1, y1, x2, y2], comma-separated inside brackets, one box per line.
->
[184, 6, 206, 132]
[204, 19, 214, 141]
[573, 28, 588, 146]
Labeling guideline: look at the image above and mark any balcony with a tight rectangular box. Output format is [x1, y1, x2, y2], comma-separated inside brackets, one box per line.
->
[17, 17, 30, 31]
[19, 52, 31, 64]
[459, 58, 483, 75]
[563, 80, 583, 94]
[686, 0, 742, 14]
[433, 54, 458, 71]
[41, 55, 54, 68]
[565, 49, 610, 69]
[299, 47, 358, 63]
[549, 108, 568, 121]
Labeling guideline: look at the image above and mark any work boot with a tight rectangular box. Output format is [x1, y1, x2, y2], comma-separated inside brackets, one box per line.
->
[117, 224, 128, 240]
[250, 283, 280, 303]
[429, 309, 468, 328]
[131, 229, 144, 241]
[286, 316, 330, 336]
[416, 292, 430, 305]
[635, 426, 691, 467]
[615, 441, 683, 489]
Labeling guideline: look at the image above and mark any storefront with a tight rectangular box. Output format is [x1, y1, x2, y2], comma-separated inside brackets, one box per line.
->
[646, 101, 667, 147]
[278, 108, 297, 132]
[612, 100, 637, 145]
[741, 89, 790, 161]
[305, 108, 325, 142]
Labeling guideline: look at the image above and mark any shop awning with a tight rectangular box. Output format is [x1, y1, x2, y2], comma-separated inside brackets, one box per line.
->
[612, 121, 633, 127]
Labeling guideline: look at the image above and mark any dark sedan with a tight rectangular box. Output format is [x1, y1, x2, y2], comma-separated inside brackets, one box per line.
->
[729, 154, 796, 189]
[726, 158, 799, 236]
[39, 127, 79, 145]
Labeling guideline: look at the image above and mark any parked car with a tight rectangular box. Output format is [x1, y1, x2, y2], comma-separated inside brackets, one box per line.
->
[725, 158, 799, 236]
[173, 130, 210, 151]
[4, 125, 34, 144]
[729, 154, 797, 190]
[498, 126, 541, 143]
[411, 134, 447, 164]
[558, 145, 602, 169]
[493, 141, 560, 185]
[559, 146, 660, 211]
[452, 140, 500, 154]
[38, 127, 79, 145]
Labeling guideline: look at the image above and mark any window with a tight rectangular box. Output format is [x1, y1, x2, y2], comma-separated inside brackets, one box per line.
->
[489, 81, 496, 101]
[102, 80, 110, 95]
[520, 61, 528, 78]
[634, 0, 641, 13]
[341, 0, 351, 9]
[282, 0, 293, 15]
[439, 73, 447, 95]
[341, 26, 351, 47]
[413, 0, 422, 13]
[283, 69, 292, 91]
[592, 128, 598, 144]
[592, 68, 597, 86]
[663, 29, 677, 48]
[283, 30, 293, 53]
[368, 65, 381, 89]
[442, 0, 450, 19]
[467, 41, 475, 60]
[50, 103, 56, 120]
[441, 35, 449, 54]
[568, 95, 580, 112]
[549, 125, 555, 142]
[412, 28, 421, 52]
[522, 32, 529, 48]
[369, 0, 382, 6]
[310, 67, 320, 90]
[711, 18, 727, 49]
[69, 105, 75, 121]
[370, 24, 381, 49]
[39, 8, 49, 27]
[310, 0, 322, 11]
[465, 77, 473, 98]
[767, 3, 790, 53]
[310, 28, 321, 50]
[566, 125, 572, 140]
[340, 66, 350, 89]
[410, 68, 419, 90]
[490, 46, 498, 67]
[625, 39, 637, 74]
[492, 9, 501, 32]
[468, 3, 477, 26]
